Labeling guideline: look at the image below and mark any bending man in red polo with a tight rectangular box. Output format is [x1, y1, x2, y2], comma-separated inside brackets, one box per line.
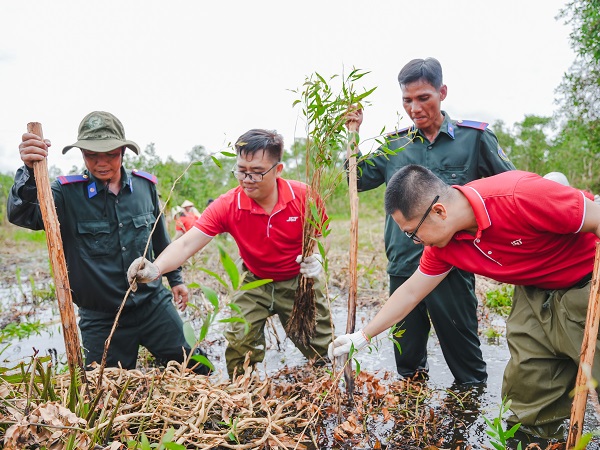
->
[128, 129, 331, 378]
[330, 164, 600, 440]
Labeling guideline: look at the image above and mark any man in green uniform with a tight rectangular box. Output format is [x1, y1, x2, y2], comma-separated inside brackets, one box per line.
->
[345, 57, 515, 384]
[7, 111, 208, 374]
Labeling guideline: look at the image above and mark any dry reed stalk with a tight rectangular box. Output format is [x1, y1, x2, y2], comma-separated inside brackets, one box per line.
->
[1, 360, 448, 449]
[286, 160, 326, 347]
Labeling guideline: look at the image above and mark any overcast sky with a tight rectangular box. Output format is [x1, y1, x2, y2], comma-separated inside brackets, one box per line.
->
[0, 0, 575, 175]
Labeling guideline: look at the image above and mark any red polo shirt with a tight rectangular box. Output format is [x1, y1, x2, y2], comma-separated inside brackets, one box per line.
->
[175, 213, 197, 232]
[420, 170, 598, 289]
[194, 178, 327, 281]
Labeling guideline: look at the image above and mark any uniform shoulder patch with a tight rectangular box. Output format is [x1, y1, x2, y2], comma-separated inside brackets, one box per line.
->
[57, 174, 89, 185]
[384, 125, 413, 139]
[456, 120, 489, 131]
[131, 169, 158, 184]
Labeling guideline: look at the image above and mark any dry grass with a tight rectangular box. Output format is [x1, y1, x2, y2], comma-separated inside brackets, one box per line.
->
[1, 358, 454, 449]
[0, 217, 516, 449]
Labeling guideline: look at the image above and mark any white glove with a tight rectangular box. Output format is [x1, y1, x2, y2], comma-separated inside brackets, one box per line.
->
[296, 253, 323, 279]
[595, 194, 600, 205]
[127, 256, 161, 291]
[328, 329, 370, 360]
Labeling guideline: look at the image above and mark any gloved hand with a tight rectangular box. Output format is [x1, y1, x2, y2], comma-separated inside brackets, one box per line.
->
[328, 329, 370, 360]
[127, 256, 161, 291]
[296, 253, 323, 279]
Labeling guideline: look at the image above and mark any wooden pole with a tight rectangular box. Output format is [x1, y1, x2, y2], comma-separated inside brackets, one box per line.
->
[27, 122, 86, 384]
[343, 128, 359, 397]
[567, 242, 600, 448]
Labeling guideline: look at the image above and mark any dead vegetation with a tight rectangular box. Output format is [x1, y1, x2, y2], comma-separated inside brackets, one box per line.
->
[1, 356, 469, 449]
[0, 219, 542, 449]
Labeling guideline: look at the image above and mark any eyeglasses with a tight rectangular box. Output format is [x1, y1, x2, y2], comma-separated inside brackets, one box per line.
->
[404, 195, 439, 243]
[231, 162, 279, 182]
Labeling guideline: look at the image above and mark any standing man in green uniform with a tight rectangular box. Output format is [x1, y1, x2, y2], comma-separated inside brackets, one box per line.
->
[345, 57, 515, 384]
[7, 111, 208, 374]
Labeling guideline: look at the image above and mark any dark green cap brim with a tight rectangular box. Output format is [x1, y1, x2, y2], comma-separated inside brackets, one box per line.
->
[62, 138, 140, 155]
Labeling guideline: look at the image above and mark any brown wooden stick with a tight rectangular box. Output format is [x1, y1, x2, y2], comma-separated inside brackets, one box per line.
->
[567, 242, 600, 448]
[27, 122, 86, 385]
[343, 128, 359, 397]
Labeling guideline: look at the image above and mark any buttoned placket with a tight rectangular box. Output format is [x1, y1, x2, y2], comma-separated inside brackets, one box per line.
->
[266, 207, 284, 238]
[472, 237, 502, 266]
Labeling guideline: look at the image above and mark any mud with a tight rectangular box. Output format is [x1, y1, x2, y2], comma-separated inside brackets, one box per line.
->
[1, 242, 599, 449]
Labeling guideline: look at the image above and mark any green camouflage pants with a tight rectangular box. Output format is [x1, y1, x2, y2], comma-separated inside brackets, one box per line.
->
[224, 270, 332, 378]
[503, 279, 598, 435]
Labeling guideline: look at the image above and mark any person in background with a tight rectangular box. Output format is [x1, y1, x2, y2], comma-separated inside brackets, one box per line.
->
[128, 128, 332, 378]
[330, 164, 600, 440]
[542, 171, 570, 186]
[174, 199, 201, 239]
[7, 111, 208, 374]
[344, 57, 515, 384]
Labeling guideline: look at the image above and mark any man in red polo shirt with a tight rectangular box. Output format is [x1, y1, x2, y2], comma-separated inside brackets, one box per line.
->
[128, 129, 331, 378]
[329, 164, 600, 440]
[173, 200, 200, 239]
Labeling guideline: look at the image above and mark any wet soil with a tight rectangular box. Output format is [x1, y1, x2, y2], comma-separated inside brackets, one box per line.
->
[1, 235, 599, 449]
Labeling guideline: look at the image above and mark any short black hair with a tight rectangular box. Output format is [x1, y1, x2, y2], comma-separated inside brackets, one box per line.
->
[235, 129, 284, 162]
[384, 164, 449, 218]
[398, 57, 443, 90]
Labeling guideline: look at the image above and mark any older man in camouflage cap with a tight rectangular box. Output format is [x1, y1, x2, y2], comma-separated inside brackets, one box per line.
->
[8, 111, 209, 374]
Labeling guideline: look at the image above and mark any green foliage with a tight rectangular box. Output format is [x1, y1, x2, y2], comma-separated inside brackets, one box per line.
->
[127, 427, 186, 449]
[487, 2, 600, 193]
[0, 320, 45, 356]
[29, 276, 56, 303]
[388, 323, 406, 356]
[554, 0, 600, 191]
[4, 227, 46, 244]
[483, 327, 502, 345]
[492, 116, 553, 174]
[284, 138, 385, 219]
[0, 172, 15, 225]
[483, 397, 522, 450]
[0, 320, 45, 341]
[291, 68, 378, 206]
[124, 142, 237, 213]
[183, 245, 266, 370]
[484, 285, 514, 317]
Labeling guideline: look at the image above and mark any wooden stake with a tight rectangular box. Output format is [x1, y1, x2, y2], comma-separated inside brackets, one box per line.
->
[343, 128, 359, 397]
[27, 122, 86, 385]
[567, 242, 600, 448]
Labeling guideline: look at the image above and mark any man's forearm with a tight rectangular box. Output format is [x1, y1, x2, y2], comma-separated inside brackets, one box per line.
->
[154, 227, 213, 275]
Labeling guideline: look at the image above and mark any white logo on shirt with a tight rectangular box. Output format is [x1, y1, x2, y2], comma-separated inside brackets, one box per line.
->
[511, 239, 522, 246]
[286, 216, 299, 222]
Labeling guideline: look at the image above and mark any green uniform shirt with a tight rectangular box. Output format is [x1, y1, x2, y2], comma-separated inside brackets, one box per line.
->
[357, 112, 515, 277]
[7, 165, 183, 313]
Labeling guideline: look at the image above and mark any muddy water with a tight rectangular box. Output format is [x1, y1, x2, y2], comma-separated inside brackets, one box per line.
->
[2, 281, 600, 448]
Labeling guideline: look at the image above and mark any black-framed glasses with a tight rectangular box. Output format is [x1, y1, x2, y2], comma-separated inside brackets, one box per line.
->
[404, 195, 439, 243]
[231, 162, 279, 182]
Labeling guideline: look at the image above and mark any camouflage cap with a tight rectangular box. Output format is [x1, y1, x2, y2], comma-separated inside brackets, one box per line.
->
[62, 111, 141, 154]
